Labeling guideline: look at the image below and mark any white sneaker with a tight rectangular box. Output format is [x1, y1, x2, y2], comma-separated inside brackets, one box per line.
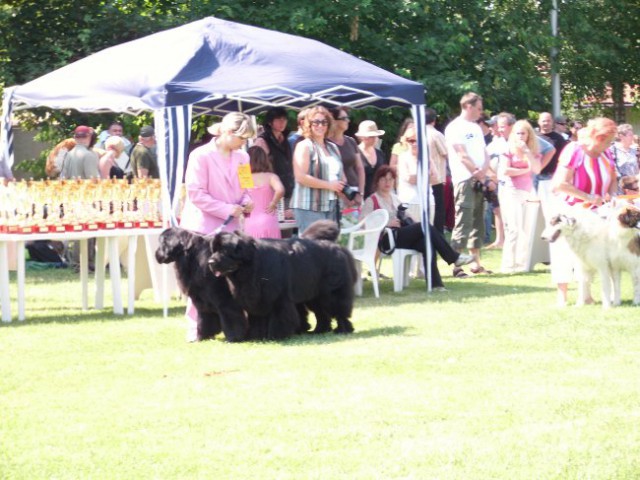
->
[454, 253, 474, 267]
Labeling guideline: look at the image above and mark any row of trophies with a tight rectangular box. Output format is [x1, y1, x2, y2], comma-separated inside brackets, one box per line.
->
[0, 178, 164, 234]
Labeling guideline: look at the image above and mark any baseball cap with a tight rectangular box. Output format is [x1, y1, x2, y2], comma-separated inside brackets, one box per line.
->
[74, 125, 92, 138]
[139, 125, 155, 138]
[554, 115, 568, 125]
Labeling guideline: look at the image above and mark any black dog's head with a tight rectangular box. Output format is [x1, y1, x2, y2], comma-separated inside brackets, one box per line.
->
[207, 231, 257, 277]
[300, 220, 340, 242]
[155, 227, 198, 264]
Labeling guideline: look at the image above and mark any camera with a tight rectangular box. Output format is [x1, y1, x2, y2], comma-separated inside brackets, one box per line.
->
[472, 180, 485, 193]
[342, 184, 360, 201]
[396, 203, 414, 227]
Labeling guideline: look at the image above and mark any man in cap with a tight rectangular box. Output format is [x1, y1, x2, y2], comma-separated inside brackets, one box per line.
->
[477, 113, 494, 145]
[60, 126, 100, 179]
[554, 115, 570, 140]
[130, 125, 159, 178]
[59, 126, 100, 270]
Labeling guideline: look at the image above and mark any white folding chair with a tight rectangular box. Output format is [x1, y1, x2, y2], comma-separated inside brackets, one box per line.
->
[340, 209, 389, 298]
[385, 227, 422, 292]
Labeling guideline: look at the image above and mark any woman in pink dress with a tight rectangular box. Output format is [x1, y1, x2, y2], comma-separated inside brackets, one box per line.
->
[244, 146, 285, 239]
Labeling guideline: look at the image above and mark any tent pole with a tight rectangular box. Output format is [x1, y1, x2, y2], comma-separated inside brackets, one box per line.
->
[412, 104, 432, 292]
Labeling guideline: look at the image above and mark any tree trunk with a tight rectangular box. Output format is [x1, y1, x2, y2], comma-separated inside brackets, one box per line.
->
[611, 81, 626, 123]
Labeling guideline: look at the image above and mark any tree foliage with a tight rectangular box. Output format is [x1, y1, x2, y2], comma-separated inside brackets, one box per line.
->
[0, 0, 637, 148]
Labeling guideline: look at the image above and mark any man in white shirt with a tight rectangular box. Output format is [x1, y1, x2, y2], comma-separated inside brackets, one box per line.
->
[444, 92, 490, 276]
[96, 121, 131, 150]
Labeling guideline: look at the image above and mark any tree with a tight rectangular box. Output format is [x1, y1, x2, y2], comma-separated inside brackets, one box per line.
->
[1, 0, 637, 159]
[557, 0, 640, 121]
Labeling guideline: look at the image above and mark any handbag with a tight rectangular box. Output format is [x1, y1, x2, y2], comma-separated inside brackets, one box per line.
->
[109, 164, 125, 179]
[371, 193, 397, 255]
[378, 227, 398, 255]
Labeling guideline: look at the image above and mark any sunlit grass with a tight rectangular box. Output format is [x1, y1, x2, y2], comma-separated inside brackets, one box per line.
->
[2, 249, 640, 479]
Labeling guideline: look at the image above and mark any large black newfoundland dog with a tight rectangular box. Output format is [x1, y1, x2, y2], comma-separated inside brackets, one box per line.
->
[207, 220, 358, 340]
[155, 228, 248, 342]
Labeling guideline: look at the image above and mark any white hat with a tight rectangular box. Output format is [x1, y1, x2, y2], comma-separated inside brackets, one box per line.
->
[355, 120, 385, 137]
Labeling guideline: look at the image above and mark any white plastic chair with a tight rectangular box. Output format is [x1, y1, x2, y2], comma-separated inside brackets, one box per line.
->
[385, 227, 422, 292]
[340, 209, 389, 298]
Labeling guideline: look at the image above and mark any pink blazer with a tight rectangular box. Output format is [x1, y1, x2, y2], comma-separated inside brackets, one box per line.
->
[179, 139, 251, 235]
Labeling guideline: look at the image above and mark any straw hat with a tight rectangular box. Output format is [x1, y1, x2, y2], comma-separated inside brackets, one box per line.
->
[355, 120, 385, 137]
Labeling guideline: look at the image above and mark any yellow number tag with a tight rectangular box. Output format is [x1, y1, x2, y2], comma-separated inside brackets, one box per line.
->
[237, 164, 254, 189]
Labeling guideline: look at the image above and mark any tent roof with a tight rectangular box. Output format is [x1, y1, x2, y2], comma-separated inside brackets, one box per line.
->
[11, 17, 425, 115]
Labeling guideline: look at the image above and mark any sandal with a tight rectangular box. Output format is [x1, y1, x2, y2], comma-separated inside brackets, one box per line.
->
[470, 266, 493, 275]
[452, 267, 469, 279]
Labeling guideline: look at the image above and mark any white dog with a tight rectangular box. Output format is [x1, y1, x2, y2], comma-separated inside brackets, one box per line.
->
[542, 203, 640, 308]
[607, 206, 640, 305]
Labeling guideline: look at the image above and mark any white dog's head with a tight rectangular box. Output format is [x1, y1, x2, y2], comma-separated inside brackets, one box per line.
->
[541, 214, 576, 243]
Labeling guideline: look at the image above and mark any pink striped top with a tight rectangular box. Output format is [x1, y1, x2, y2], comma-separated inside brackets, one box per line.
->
[558, 141, 615, 206]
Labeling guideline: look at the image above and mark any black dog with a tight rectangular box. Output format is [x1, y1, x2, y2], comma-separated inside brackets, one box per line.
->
[155, 228, 248, 342]
[207, 221, 357, 340]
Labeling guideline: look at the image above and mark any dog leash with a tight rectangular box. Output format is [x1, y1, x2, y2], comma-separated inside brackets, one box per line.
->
[213, 215, 234, 235]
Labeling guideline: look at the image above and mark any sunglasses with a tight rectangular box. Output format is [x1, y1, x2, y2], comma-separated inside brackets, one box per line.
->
[310, 120, 329, 126]
[337, 116, 350, 121]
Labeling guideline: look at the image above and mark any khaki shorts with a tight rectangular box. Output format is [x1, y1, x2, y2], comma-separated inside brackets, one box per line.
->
[450, 178, 485, 250]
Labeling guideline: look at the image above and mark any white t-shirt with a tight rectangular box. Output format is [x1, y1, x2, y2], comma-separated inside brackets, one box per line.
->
[445, 116, 486, 185]
[487, 137, 508, 182]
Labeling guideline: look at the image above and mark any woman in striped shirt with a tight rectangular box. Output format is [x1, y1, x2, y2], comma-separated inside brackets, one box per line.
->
[551, 117, 617, 306]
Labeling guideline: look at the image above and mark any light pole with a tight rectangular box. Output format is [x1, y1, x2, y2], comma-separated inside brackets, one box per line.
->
[551, 0, 561, 117]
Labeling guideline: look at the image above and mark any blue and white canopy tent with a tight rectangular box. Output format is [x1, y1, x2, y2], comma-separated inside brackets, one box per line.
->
[1, 17, 435, 288]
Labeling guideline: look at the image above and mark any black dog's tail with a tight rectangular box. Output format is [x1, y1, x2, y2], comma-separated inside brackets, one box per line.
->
[300, 220, 340, 242]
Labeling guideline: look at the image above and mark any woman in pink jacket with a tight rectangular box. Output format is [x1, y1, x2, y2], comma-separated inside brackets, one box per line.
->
[180, 112, 255, 234]
[180, 112, 255, 341]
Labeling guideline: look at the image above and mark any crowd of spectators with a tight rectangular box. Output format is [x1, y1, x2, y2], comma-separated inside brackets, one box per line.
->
[4, 99, 639, 304]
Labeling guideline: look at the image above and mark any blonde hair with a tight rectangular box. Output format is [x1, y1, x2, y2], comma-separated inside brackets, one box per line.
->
[578, 117, 617, 146]
[301, 106, 333, 139]
[401, 126, 417, 145]
[220, 112, 255, 139]
[45, 138, 76, 178]
[104, 136, 125, 155]
[508, 120, 539, 156]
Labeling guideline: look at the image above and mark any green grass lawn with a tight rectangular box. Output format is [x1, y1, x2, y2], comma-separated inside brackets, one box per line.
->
[2, 249, 640, 479]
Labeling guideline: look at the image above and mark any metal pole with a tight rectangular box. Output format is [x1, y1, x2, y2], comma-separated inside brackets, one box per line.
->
[551, 0, 561, 117]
